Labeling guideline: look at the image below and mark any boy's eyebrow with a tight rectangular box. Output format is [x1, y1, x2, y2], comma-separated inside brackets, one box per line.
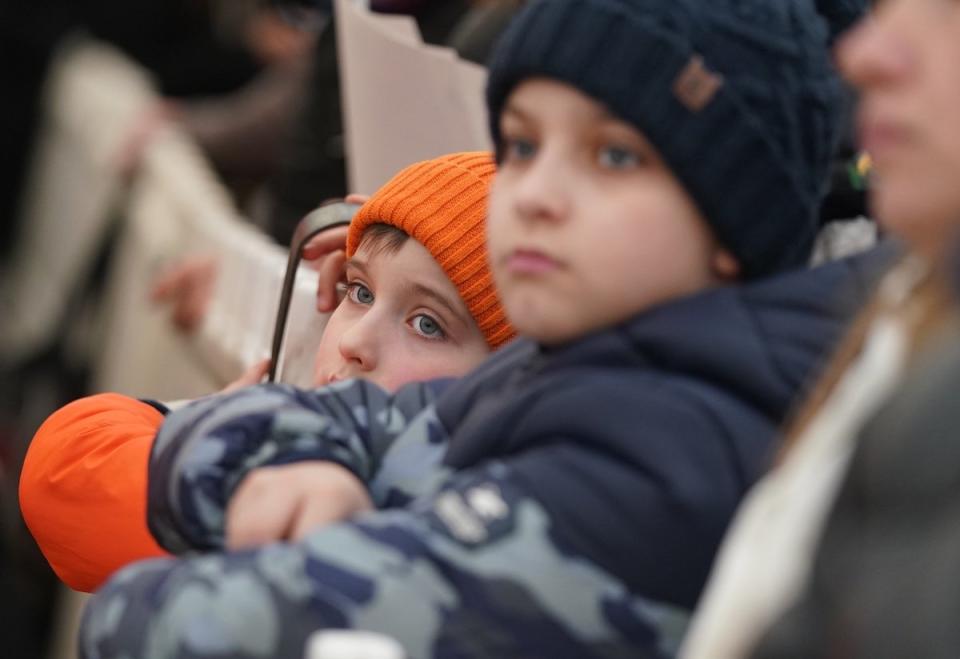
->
[502, 102, 533, 122]
[346, 256, 472, 330]
[408, 282, 472, 328]
[344, 257, 370, 276]
[504, 97, 614, 124]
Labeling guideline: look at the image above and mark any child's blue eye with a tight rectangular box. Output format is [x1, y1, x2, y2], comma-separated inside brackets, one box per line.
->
[346, 282, 374, 305]
[412, 314, 445, 339]
[598, 145, 641, 169]
[503, 137, 537, 162]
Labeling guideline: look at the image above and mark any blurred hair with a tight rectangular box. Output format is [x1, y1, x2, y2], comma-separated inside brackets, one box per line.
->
[778, 265, 954, 463]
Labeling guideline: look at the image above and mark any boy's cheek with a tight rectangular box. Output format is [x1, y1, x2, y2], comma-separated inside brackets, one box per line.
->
[485, 182, 517, 248]
[312, 323, 346, 387]
[311, 344, 338, 387]
[378, 350, 486, 392]
[485, 233, 513, 294]
[497, 284, 568, 344]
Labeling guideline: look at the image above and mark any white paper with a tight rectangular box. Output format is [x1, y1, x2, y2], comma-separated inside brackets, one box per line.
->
[335, 0, 492, 194]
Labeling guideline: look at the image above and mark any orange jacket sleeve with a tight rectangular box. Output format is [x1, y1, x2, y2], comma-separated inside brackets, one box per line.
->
[19, 393, 170, 592]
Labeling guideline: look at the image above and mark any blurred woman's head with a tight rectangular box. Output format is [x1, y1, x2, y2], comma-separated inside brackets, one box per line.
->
[839, 0, 960, 260]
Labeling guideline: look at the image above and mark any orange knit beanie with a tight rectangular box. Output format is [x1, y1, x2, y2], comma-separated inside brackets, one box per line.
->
[346, 152, 515, 349]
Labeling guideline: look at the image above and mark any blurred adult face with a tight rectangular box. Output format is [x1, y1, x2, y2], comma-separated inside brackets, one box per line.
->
[839, 0, 960, 260]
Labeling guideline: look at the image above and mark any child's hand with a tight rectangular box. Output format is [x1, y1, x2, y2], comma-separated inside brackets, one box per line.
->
[221, 358, 271, 393]
[225, 462, 373, 549]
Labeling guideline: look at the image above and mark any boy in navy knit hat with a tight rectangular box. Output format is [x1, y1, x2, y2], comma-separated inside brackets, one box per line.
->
[486, 0, 851, 282]
[79, 1, 882, 657]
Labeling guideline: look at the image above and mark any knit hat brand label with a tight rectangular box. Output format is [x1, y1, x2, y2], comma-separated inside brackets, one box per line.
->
[673, 55, 723, 112]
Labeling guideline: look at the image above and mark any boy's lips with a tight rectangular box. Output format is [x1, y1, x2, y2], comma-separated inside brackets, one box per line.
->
[859, 112, 912, 164]
[505, 248, 562, 275]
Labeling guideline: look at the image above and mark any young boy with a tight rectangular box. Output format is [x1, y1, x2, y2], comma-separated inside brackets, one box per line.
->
[79, 0, 880, 656]
[19, 152, 514, 593]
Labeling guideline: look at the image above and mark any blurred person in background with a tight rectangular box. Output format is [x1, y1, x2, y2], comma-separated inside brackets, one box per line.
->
[0, 3, 311, 658]
[680, 0, 960, 656]
[0, 0, 308, 255]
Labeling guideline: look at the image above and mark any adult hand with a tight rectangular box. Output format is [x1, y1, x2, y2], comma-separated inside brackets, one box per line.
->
[114, 100, 178, 177]
[246, 9, 316, 66]
[302, 227, 347, 313]
[226, 462, 373, 549]
[343, 193, 371, 206]
[150, 255, 219, 333]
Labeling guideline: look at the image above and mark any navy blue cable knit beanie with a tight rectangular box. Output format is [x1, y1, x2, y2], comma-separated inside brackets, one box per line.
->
[486, 0, 866, 279]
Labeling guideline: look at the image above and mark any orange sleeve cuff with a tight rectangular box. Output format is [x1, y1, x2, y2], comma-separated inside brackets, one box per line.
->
[19, 393, 170, 592]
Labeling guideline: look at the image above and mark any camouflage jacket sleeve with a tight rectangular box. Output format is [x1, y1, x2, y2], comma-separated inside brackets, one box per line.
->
[148, 379, 447, 554]
[81, 455, 688, 659]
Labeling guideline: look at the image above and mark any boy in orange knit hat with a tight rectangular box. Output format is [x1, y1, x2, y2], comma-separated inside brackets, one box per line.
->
[316, 151, 512, 392]
[19, 151, 514, 593]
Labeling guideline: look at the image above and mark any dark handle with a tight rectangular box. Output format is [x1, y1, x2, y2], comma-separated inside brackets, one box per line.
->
[268, 200, 360, 382]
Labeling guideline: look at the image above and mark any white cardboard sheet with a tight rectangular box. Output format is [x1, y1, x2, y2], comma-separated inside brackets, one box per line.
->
[335, 0, 491, 194]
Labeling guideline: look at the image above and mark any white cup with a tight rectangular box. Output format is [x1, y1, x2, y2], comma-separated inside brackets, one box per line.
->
[304, 630, 406, 659]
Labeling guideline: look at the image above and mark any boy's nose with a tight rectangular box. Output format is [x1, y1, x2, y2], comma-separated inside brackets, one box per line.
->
[837, 12, 912, 90]
[512, 155, 570, 224]
[337, 315, 379, 373]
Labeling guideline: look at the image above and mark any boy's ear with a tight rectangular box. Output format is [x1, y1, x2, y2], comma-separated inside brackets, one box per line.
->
[712, 248, 741, 282]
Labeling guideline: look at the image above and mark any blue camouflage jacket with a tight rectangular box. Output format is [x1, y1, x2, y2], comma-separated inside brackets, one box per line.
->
[79, 247, 892, 659]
